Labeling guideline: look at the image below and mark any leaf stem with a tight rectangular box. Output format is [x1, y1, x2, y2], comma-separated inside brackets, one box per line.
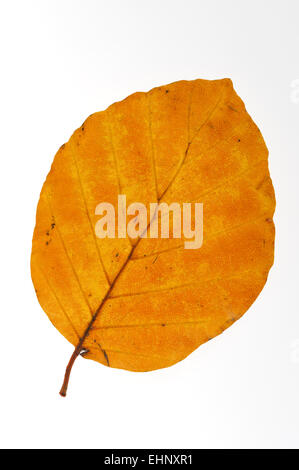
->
[59, 344, 83, 397]
[59, 242, 137, 397]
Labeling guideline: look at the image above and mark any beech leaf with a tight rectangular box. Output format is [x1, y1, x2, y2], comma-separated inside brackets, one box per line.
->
[31, 79, 275, 396]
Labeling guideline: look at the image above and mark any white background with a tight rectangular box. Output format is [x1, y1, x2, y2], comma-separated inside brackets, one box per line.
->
[0, 0, 298, 449]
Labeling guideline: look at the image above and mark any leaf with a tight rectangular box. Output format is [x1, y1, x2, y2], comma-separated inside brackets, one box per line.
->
[31, 78, 275, 396]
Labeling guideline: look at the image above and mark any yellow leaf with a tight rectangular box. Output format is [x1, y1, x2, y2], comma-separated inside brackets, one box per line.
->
[31, 78, 275, 396]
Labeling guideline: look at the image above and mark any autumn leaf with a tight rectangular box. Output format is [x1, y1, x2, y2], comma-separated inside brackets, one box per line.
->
[31, 78, 275, 396]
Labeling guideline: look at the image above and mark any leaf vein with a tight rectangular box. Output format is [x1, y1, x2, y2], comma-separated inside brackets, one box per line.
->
[92, 320, 212, 331]
[159, 82, 227, 202]
[71, 142, 111, 285]
[107, 269, 262, 300]
[39, 267, 81, 339]
[147, 93, 159, 201]
[46, 194, 93, 317]
[132, 209, 270, 261]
